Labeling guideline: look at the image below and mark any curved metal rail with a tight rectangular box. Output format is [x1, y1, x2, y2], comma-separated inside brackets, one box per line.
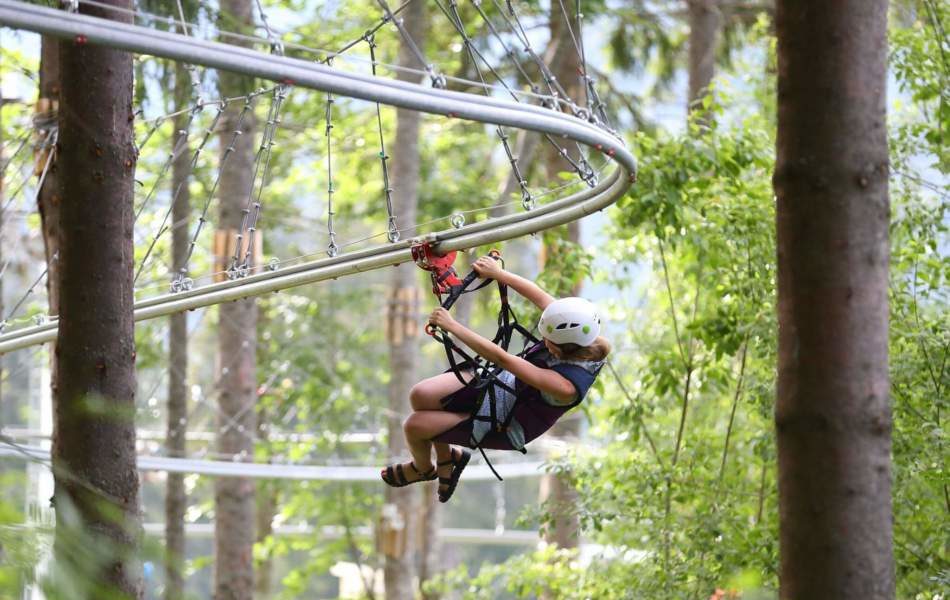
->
[0, 0, 636, 355]
[0, 443, 544, 481]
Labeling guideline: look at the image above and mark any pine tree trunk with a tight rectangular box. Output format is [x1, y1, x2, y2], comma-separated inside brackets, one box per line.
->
[254, 480, 277, 599]
[37, 38, 60, 316]
[417, 485, 443, 600]
[36, 38, 61, 447]
[214, 0, 259, 598]
[538, 0, 583, 553]
[773, 2, 894, 598]
[687, 0, 720, 116]
[165, 60, 193, 600]
[255, 403, 277, 600]
[52, 1, 141, 597]
[383, 1, 426, 597]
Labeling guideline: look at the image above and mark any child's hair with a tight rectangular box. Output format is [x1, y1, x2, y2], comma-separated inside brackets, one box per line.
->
[548, 336, 611, 362]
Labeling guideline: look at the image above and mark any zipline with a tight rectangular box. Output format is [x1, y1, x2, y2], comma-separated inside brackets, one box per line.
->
[0, 0, 636, 356]
[0, 442, 544, 481]
[141, 523, 542, 546]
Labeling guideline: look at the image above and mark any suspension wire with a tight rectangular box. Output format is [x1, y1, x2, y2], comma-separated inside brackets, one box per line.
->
[133, 100, 202, 224]
[129, 147, 606, 300]
[572, 0, 611, 129]
[132, 0, 207, 282]
[233, 85, 287, 276]
[367, 36, 399, 243]
[224, 0, 288, 276]
[0, 127, 56, 241]
[74, 0, 556, 104]
[324, 65, 339, 258]
[174, 96, 256, 292]
[375, 0, 447, 88]
[0, 129, 57, 302]
[136, 117, 166, 154]
[440, 0, 596, 187]
[571, 0, 591, 110]
[252, 0, 282, 54]
[555, 0, 584, 67]
[438, 0, 534, 209]
[0, 254, 55, 333]
[134, 103, 226, 286]
[1, 128, 55, 214]
[493, 0, 571, 103]
[467, 0, 542, 96]
[333, 0, 412, 57]
[136, 86, 276, 136]
[492, 0, 598, 185]
[0, 131, 31, 175]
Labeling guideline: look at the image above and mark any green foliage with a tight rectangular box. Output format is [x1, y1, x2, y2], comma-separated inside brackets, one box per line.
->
[890, 0, 949, 173]
[1, 1, 947, 598]
[445, 9, 947, 597]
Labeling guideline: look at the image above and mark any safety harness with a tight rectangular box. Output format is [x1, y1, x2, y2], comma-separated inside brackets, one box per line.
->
[411, 243, 541, 480]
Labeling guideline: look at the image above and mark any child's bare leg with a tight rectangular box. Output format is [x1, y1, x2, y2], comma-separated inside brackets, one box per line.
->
[409, 371, 473, 411]
[433, 441, 453, 463]
[403, 410, 468, 471]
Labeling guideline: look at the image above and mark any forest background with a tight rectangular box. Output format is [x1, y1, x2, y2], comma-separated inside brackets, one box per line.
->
[0, 0, 946, 599]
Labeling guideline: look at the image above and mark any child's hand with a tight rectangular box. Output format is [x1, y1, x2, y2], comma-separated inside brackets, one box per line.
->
[472, 255, 504, 280]
[428, 307, 457, 331]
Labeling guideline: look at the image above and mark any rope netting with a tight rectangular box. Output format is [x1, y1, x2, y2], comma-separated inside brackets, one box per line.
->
[0, 0, 634, 474]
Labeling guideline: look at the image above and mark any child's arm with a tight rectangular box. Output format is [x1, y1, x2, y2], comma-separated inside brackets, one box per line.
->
[429, 308, 575, 403]
[472, 256, 555, 311]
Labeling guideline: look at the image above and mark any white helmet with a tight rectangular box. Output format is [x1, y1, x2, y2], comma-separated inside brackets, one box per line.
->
[538, 297, 601, 346]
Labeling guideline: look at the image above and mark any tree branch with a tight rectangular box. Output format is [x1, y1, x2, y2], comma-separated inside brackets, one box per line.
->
[606, 359, 664, 470]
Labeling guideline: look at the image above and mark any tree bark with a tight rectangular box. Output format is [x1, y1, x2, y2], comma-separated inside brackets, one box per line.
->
[52, 1, 142, 597]
[36, 37, 61, 451]
[383, 1, 426, 597]
[214, 0, 259, 598]
[255, 402, 277, 600]
[417, 483, 443, 600]
[37, 37, 61, 316]
[773, 2, 894, 599]
[254, 480, 277, 599]
[538, 0, 583, 553]
[687, 0, 721, 118]
[164, 60, 193, 600]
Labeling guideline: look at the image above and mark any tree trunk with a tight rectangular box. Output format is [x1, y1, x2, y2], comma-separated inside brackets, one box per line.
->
[37, 37, 61, 316]
[687, 0, 720, 118]
[52, 1, 141, 597]
[255, 402, 277, 600]
[773, 2, 894, 599]
[164, 60, 193, 600]
[36, 38, 61, 457]
[417, 484, 443, 600]
[538, 0, 583, 553]
[214, 0, 259, 598]
[254, 480, 277, 599]
[383, 1, 426, 597]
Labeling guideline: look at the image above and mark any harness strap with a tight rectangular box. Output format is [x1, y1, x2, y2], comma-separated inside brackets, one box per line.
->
[412, 244, 540, 482]
[476, 445, 504, 481]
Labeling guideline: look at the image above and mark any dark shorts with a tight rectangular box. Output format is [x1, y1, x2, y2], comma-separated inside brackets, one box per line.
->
[430, 382, 518, 451]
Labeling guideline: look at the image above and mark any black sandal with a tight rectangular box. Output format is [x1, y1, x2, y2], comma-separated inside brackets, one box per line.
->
[381, 461, 436, 488]
[437, 448, 471, 503]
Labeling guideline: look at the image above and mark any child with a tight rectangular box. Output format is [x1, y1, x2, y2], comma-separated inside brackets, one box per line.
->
[380, 255, 610, 502]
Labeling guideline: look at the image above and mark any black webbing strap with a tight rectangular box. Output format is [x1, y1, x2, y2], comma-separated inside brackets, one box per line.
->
[425, 259, 541, 482]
